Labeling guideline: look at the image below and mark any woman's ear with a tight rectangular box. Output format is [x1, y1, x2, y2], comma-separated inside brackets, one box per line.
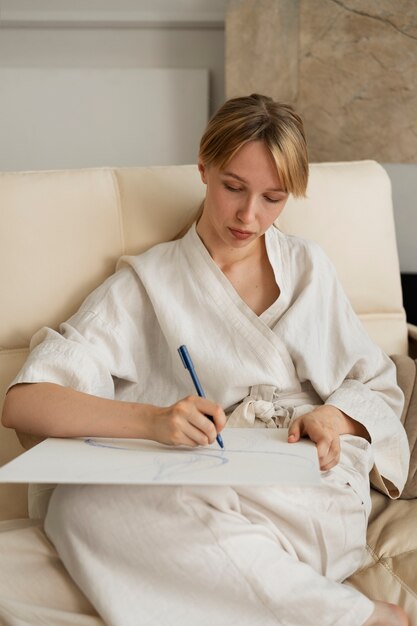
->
[198, 161, 207, 184]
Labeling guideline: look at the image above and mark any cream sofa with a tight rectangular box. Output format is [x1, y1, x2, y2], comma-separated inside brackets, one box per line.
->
[0, 161, 416, 625]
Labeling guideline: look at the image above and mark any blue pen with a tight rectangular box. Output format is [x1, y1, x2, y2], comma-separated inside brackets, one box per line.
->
[178, 344, 224, 449]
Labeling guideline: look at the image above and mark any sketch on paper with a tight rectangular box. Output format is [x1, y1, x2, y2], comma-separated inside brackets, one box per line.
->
[0, 429, 321, 487]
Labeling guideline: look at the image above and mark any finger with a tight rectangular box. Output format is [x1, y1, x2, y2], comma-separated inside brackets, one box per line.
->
[320, 451, 340, 471]
[181, 420, 215, 447]
[166, 413, 212, 447]
[194, 397, 226, 432]
[163, 399, 208, 446]
[318, 451, 339, 470]
[164, 417, 204, 447]
[175, 433, 202, 448]
[317, 437, 340, 470]
[177, 399, 218, 442]
[316, 438, 333, 468]
[188, 412, 218, 444]
[175, 399, 218, 443]
[288, 420, 301, 442]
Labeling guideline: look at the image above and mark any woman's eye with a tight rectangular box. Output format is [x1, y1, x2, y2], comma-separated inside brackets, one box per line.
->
[264, 196, 281, 204]
[223, 183, 241, 192]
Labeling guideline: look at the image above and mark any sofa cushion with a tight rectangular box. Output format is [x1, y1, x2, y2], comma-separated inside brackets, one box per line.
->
[391, 354, 417, 499]
[0, 349, 30, 520]
[0, 519, 105, 625]
[347, 490, 417, 619]
[0, 169, 124, 350]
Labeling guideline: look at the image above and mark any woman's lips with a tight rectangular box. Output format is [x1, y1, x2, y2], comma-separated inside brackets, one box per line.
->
[229, 228, 253, 240]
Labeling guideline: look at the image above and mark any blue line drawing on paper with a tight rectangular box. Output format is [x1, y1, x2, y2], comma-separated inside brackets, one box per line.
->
[84, 436, 316, 482]
[85, 438, 228, 480]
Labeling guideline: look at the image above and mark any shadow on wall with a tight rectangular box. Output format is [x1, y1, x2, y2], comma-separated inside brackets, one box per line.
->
[401, 274, 417, 325]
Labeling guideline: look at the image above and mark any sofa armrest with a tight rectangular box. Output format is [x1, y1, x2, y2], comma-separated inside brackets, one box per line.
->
[408, 323, 417, 359]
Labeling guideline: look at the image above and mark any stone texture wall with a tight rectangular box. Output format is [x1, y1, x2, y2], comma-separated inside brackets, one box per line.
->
[226, 0, 417, 162]
[226, 0, 299, 103]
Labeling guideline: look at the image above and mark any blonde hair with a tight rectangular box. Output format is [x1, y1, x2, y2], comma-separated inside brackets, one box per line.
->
[199, 93, 308, 198]
[173, 94, 308, 239]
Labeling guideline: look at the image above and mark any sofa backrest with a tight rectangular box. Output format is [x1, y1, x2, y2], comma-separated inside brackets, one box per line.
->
[0, 160, 407, 520]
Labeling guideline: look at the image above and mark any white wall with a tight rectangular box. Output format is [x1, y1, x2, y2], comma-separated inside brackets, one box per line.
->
[0, 67, 209, 170]
[0, 0, 226, 26]
[383, 164, 417, 273]
[0, 27, 225, 115]
[0, 0, 226, 168]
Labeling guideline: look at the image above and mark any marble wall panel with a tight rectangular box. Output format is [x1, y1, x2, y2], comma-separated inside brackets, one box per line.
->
[298, 0, 417, 162]
[226, 0, 299, 103]
[226, 0, 417, 163]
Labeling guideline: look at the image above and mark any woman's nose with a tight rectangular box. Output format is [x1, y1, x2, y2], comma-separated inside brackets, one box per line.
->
[237, 196, 257, 223]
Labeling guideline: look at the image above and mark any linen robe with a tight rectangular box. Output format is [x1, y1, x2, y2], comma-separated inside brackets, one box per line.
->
[12, 223, 410, 626]
[14, 223, 409, 496]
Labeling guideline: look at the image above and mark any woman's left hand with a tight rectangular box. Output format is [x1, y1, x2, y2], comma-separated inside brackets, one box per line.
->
[287, 405, 370, 471]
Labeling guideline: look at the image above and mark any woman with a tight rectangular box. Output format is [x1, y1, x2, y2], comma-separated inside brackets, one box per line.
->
[2, 94, 410, 625]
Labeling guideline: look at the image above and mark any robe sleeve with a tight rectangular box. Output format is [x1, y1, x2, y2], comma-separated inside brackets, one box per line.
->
[9, 267, 149, 400]
[288, 240, 410, 498]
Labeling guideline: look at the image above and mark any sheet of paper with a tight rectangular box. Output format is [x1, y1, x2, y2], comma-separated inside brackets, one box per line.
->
[0, 429, 321, 486]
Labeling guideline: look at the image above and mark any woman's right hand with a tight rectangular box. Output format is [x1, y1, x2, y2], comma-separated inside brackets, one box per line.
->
[2, 383, 226, 447]
[148, 395, 226, 447]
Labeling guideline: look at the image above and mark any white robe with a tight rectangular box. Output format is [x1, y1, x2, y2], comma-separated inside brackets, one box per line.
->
[13, 223, 410, 625]
[15, 223, 409, 495]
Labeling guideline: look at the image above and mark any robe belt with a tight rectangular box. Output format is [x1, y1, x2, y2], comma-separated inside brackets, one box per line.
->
[226, 384, 317, 429]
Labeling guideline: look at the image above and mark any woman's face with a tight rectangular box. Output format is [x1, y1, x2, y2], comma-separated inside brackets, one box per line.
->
[197, 140, 289, 253]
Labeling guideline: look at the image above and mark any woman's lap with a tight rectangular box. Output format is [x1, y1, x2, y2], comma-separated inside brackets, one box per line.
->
[44, 436, 374, 626]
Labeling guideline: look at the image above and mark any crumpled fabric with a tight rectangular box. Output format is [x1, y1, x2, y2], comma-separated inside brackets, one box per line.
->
[226, 384, 316, 429]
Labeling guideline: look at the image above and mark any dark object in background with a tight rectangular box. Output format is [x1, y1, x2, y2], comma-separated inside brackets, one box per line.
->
[401, 273, 417, 325]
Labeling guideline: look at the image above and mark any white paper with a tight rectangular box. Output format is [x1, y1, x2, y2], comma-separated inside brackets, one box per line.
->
[0, 429, 321, 486]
